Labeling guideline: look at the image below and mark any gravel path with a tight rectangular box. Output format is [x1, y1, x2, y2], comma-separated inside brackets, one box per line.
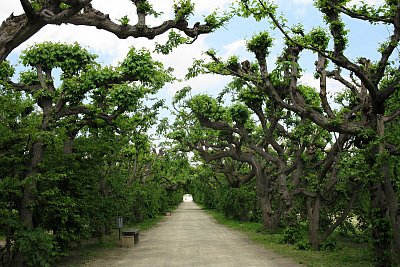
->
[84, 201, 302, 267]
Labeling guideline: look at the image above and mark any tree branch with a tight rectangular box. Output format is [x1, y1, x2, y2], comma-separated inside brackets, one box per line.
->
[0, 1, 213, 61]
[320, 185, 361, 243]
[64, 8, 211, 40]
[20, 0, 37, 20]
[373, 4, 400, 86]
[383, 108, 400, 122]
[327, 1, 392, 24]
[10, 81, 41, 92]
[327, 69, 362, 100]
[317, 54, 335, 119]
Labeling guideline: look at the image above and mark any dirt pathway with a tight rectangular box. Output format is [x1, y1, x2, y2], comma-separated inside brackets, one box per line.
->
[85, 202, 302, 267]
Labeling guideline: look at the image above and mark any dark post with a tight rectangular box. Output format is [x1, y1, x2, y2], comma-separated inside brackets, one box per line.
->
[116, 216, 123, 240]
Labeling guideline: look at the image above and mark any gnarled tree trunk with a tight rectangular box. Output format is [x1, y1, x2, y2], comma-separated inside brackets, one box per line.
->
[377, 115, 400, 264]
[256, 170, 280, 230]
[308, 194, 321, 250]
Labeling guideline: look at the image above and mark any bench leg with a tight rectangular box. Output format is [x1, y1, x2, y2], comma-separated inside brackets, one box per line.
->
[134, 233, 139, 244]
[122, 236, 134, 248]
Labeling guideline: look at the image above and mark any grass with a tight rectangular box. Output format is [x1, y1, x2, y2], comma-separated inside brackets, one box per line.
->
[206, 209, 374, 267]
[57, 215, 165, 267]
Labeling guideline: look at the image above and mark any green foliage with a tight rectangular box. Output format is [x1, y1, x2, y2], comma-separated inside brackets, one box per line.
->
[237, 0, 277, 21]
[130, 183, 167, 222]
[295, 85, 322, 111]
[228, 103, 250, 125]
[306, 27, 330, 50]
[186, 58, 206, 79]
[226, 55, 239, 70]
[246, 31, 274, 58]
[188, 94, 225, 120]
[154, 30, 190, 55]
[14, 228, 57, 267]
[0, 40, 184, 266]
[29, 0, 42, 11]
[208, 209, 373, 266]
[59, 3, 71, 10]
[204, 10, 232, 30]
[281, 226, 304, 244]
[234, 82, 264, 106]
[21, 42, 97, 77]
[330, 20, 348, 52]
[120, 47, 174, 88]
[0, 61, 14, 83]
[349, 1, 395, 24]
[173, 86, 192, 106]
[188, 166, 220, 209]
[19, 70, 39, 85]
[174, 0, 195, 21]
[118, 15, 130, 26]
[320, 237, 337, 251]
[0, 177, 21, 237]
[281, 226, 313, 250]
[296, 239, 312, 250]
[217, 186, 258, 222]
[175, 0, 400, 265]
[136, 0, 162, 17]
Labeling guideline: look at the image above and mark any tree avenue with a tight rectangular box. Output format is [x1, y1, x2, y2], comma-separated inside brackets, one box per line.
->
[171, 0, 400, 266]
[0, 1, 399, 267]
[0, 1, 230, 266]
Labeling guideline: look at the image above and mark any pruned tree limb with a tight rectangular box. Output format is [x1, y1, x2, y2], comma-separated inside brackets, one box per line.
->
[0, 1, 214, 61]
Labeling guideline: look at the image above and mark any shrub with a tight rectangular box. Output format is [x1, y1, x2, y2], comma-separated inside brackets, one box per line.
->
[320, 237, 337, 251]
[296, 239, 311, 250]
[130, 183, 163, 222]
[14, 228, 58, 267]
[281, 227, 303, 245]
[217, 186, 258, 222]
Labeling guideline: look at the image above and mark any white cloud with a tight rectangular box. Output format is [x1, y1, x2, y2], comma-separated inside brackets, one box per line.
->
[193, 0, 233, 13]
[299, 72, 344, 96]
[222, 39, 246, 59]
[164, 73, 232, 99]
[275, 0, 312, 6]
[291, 0, 313, 5]
[0, 2, 23, 19]
[294, 7, 307, 17]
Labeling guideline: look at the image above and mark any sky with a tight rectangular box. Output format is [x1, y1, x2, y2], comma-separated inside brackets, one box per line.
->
[0, 0, 391, 140]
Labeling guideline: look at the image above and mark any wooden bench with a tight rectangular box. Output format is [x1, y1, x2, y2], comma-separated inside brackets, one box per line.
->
[121, 229, 139, 248]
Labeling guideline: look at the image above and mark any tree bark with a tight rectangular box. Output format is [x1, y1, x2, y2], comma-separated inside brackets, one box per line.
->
[369, 182, 391, 267]
[15, 140, 45, 266]
[63, 137, 74, 154]
[256, 171, 280, 230]
[20, 140, 44, 227]
[377, 115, 400, 263]
[309, 194, 321, 250]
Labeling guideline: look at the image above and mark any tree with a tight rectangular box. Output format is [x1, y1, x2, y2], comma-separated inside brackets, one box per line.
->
[169, 81, 355, 240]
[0, 41, 171, 266]
[0, 0, 229, 61]
[188, 0, 400, 265]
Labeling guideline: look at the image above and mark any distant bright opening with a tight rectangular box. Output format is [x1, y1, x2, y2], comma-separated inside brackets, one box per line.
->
[183, 194, 193, 202]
